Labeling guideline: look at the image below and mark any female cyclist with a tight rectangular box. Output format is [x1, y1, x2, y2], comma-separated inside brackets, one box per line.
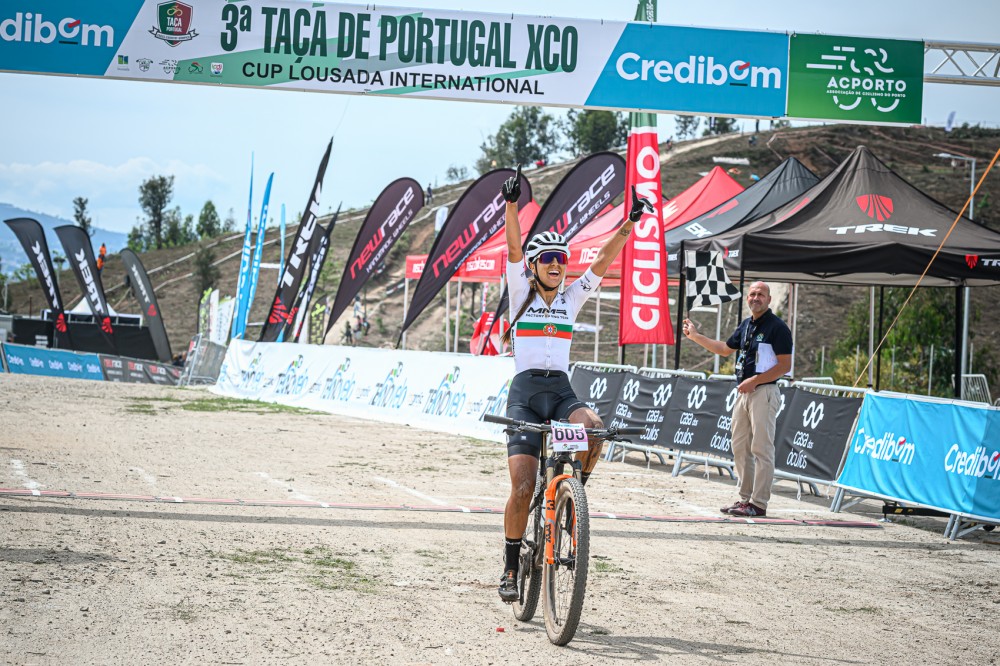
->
[497, 166, 653, 601]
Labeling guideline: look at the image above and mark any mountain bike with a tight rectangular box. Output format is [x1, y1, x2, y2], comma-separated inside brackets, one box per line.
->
[484, 414, 643, 645]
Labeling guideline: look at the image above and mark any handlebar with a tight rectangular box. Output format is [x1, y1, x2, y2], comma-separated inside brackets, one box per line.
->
[482, 413, 644, 440]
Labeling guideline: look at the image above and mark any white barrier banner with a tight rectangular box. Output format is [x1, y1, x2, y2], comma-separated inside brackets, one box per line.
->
[213, 340, 513, 441]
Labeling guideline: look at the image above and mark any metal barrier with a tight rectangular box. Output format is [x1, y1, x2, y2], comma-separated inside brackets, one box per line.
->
[178, 334, 228, 386]
[637, 366, 705, 379]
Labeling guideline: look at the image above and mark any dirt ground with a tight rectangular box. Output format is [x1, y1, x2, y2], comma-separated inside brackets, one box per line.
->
[1, 373, 997, 665]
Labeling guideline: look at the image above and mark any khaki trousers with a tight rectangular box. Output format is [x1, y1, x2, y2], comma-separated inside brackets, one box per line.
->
[730, 384, 780, 509]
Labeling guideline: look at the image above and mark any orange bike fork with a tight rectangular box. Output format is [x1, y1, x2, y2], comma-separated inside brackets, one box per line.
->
[543, 474, 574, 565]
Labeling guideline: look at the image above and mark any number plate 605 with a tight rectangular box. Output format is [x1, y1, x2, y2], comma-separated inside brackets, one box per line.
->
[550, 421, 588, 452]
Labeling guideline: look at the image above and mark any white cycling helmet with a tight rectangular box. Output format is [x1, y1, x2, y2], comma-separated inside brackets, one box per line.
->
[525, 231, 570, 264]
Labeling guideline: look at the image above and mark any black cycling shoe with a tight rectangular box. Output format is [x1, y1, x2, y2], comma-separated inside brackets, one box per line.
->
[498, 570, 519, 603]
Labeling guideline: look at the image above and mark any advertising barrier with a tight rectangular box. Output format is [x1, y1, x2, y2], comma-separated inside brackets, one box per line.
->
[214, 341, 514, 442]
[837, 392, 1000, 524]
[774, 389, 862, 482]
[99, 354, 181, 385]
[1, 342, 104, 381]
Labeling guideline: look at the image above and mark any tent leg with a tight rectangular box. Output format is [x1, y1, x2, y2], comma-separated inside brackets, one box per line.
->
[454, 279, 462, 353]
[791, 283, 798, 377]
[868, 286, 875, 388]
[876, 286, 884, 391]
[714, 304, 722, 375]
[674, 270, 685, 370]
[444, 282, 450, 352]
[401, 278, 409, 350]
[737, 267, 745, 323]
[955, 285, 963, 398]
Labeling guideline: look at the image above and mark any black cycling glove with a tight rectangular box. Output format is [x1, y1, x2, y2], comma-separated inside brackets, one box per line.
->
[628, 185, 655, 222]
[501, 164, 522, 203]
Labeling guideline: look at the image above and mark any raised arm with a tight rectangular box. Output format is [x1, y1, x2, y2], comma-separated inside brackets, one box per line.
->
[502, 165, 523, 264]
[590, 186, 654, 278]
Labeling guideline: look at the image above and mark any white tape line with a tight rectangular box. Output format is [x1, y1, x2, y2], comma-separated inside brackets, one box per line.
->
[255, 472, 318, 503]
[10, 460, 42, 492]
[374, 476, 469, 512]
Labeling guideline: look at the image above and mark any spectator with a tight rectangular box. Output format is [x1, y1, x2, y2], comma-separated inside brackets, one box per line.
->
[682, 281, 793, 518]
[97, 243, 107, 272]
[426, 184, 433, 204]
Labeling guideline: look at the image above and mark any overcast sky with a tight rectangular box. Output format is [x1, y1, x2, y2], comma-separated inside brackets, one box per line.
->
[0, 0, 997, 234]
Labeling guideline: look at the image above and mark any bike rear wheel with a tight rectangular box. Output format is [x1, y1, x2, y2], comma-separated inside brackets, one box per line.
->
[512, 496, 543, 621]
[542, 477, 589, 646]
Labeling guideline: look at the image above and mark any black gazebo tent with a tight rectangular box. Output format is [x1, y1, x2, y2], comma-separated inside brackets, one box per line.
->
[666, 157, 819, 275]
[679, 146, 1000, 391]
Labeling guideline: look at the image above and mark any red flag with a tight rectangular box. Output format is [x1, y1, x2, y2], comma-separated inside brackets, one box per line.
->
[470, 312, 508, 356]
[619, 118, 674, 345]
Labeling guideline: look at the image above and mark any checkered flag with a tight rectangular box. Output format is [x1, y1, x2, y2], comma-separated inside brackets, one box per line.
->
[685, 250, 741, 310]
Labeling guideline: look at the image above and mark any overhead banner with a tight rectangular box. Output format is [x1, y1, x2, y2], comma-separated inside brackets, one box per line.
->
[120, 248, 172, 362]
[838, 393, 1000, 522]
[54, 224, 117, 352]
[3, 218, 70, 346]
[259, 138, 332, 342]
[328, 177, 424, 333]
[399, 168, 530, 337]
[787, 34, 924, 125]
[0, 2, 788, 117]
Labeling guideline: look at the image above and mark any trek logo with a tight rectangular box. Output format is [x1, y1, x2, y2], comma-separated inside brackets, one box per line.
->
[617, 53, 782, 89]
[129, 263, 152, 306]
[853, 427, 915, 465]
[280, 180, 322, 288]
[966, 254, 978, 269]
[29, 241, 60, 309]
[684, 221, 713, 238]
[74, 249, 106, 316]
[0, 12, 114, 47]
[589, 377, 608, 399]
[652, 382, 672, 407]
[856, 194, 893, 221]
[802, 400, 825, 429]
[687, 384, 707, 410]
[944, 443, 1000, 481]
[349, 185, 416, 279]
[150, 1, 199, 47]
[829, 224, 935, 237]
[555, 164, 617, 238]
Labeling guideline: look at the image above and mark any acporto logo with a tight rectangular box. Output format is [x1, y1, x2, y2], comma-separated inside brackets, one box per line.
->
[802, 400, 825, 429]
[350, 185, 416, 279]
[150, 1, 199, 46]
[589, 376, 608, 400]
[617, 53, 782, 90]
[725, 387, 738, 412]
[687, 384, 707, 410]
[856, 194, 893, 222]
[809, 44, 907, 113]
[369, 361, 407, 409]
[652, 382, 672, 408]
[944, 443, 1000, 481]
[0, 12, 114, 47]
[422, 366, 467, 418]
[966, 254, 979, 269]
[160, 59, 179, 74]
[853, 427, 915, 465]
[274, 354, 309, 396]
[621, 378, 640, 402]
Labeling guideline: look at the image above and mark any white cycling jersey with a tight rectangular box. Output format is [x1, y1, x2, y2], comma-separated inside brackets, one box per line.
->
[506, 259, 601, 374]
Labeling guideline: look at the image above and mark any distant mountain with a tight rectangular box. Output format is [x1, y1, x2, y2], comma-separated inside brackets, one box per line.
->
[0, 203, 129, 276]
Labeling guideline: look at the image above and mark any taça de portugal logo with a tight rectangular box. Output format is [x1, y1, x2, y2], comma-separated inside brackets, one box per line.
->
[787, 34, 923, 124]
[150, 1, 198, 46]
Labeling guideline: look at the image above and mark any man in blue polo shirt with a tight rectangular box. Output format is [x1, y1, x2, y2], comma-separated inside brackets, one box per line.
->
[682, 281, 793, 517]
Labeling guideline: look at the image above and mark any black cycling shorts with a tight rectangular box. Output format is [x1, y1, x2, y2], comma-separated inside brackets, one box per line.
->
[505, 369, 584, 457]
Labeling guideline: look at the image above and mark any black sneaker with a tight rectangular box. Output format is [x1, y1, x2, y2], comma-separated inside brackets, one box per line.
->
[498, 570, 519, 602]
[730, 503, 766, 518]
[720, 501, 746, 515]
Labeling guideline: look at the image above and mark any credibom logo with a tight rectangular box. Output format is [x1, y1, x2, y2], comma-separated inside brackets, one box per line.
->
[0, 12, 114, 47]
[944, 444, 1000, 481]
[616, 53, 782, 89]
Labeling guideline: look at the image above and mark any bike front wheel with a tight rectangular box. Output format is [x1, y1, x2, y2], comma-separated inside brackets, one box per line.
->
[542, 477, 590, 646]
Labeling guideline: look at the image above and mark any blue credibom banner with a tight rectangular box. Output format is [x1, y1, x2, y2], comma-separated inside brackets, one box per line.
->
[1, 343, 104, 381]
[838, 393, 1000, 522]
